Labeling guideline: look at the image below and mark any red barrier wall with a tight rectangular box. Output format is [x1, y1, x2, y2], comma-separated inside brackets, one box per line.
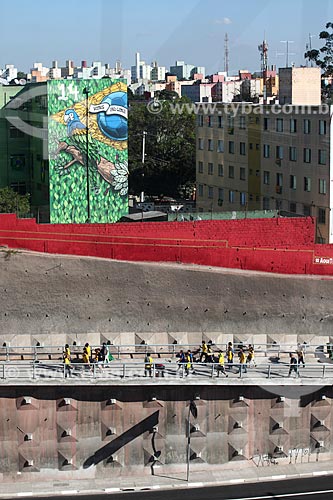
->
[0, 214, 332, 275]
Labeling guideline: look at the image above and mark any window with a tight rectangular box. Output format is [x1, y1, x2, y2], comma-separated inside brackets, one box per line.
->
[319, 178, 327, 194]
[229, 165, 234, 179]
[256, 143, 259, 150]
[263, 171, 270, 185]
[9, 126, 24, 139]
[229, 190, 235, 203]
[263, 144, 270, 158]
[263, 197, 270, 210]
[208, 186, 213, 198]
[228, 141, 235, 154]
[198, 161, 203, 173]
[289, 147, 297, 162]
[276, 199, 283, 210]
[217, 139, 224, 153]
[276, 145, 283, 159]
[197, 115, 203, 127]
[218, 115, 224, 128]
[319, 120, 327, 135]
[289, 202, 297, 213]
[240, 142, 246, 155]
[198, 138, 204, 150]
[218, 164, 224, 177]
[198, 184, 203, 197]
[290, 119, 297, 133]
[303, 148, 311, 163]
[240, 192, 246, 205]
[290, 175, 296, 190]
[239, 116, 246, 129]
[264, 117, 269, 130]
[208, 139, 214, 151]
[276, 118, 283, 132]
[303, 119, 311, 134]
[227, 116, 234, 133]
[240, 167, 246, 180]
[208, 162, 214, 175]
[304, 177, 311, 192]
[318, 207, 326, 224]
[10, 155, 26, 170]
[303, 205, 311, 216]
[249, 143, 253, 150]
[318, 149, 326, 165]
[10, 182, 27, 195]
[218, 188, 224, 202]
[276, 172, 283, 187]
[207, 115, 212, 127]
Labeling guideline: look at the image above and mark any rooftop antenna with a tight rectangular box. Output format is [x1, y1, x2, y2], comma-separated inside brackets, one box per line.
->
[258, 35, 268, 104]
[280, 40, 295, 67]
[224, 33, 229, 75]
[308, 33, 315, 67]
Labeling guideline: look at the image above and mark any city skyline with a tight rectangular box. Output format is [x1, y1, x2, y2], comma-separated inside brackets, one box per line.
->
[1, 0, 333, 75]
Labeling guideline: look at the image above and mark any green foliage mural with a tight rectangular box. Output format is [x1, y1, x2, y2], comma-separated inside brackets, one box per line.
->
[48, 79, 128, 223]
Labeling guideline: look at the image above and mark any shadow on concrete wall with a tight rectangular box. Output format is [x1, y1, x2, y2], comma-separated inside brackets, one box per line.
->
[83, 410, 160, 468]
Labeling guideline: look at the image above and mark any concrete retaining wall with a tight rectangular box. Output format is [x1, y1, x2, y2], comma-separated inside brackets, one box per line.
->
[0, 385, 332, 481]
[0, 251, 332, 344]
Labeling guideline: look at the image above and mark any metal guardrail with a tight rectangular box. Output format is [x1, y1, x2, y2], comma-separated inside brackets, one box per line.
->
[0, 342, 331, 362]
[0, 362, 333, 381]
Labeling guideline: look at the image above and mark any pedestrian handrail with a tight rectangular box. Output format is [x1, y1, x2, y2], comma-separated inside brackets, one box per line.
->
[0, 341, 330, 363]
[0, 361, 333, 381]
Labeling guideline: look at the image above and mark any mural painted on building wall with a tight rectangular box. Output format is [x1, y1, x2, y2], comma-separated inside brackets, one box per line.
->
[48, 79, 128, 223]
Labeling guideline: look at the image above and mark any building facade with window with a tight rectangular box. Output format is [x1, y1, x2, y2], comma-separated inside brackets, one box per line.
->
[0, 78, 128, 224]
[196, 103, 332, 243]
[0, 84, 49, 218]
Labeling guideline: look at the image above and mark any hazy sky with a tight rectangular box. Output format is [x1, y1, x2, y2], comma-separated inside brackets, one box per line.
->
[2, 0, 333, 74]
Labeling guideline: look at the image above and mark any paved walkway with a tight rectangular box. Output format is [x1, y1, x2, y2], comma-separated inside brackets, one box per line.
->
[0, 456, 332, 498]
[0, 357, 333, 384]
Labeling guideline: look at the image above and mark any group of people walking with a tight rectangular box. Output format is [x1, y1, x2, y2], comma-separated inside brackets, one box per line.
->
[175, 341, 257, 377]
[62, 340, 307, 379]
[62, 342, 114, 377]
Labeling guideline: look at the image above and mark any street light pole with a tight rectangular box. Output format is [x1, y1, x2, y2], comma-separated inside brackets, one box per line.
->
[140, 130, 147, 203]
[83, 87, 91, 223]
[186, 400, 197, 482]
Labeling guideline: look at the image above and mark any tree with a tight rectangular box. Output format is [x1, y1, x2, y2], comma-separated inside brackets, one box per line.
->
[17, 71, 27, 80]
[0, 187, 30, 215]
[128, 95, 195, 198]
[305, 22, 333, 76]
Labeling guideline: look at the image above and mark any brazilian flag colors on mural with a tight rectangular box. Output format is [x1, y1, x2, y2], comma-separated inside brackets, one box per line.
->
[48, 79, 128, 223]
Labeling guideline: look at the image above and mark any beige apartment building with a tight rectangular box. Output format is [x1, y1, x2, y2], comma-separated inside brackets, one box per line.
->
[196, 103, 332, 243]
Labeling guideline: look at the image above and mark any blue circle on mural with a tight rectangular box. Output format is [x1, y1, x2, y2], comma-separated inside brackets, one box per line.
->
[97, 91, 128, 141]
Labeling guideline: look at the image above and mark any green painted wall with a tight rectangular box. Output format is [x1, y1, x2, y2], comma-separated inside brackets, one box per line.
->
[48, 79, 128, 223]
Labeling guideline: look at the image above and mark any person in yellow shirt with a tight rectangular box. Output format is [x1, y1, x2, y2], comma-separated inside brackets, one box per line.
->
[185, 351, 192, 376]
[145, 353, 153, 377]
[64, 344, 71, 361]
[226, 342, 234, 369]
[217, 350, 228, 378]
[63, 351, 72, 378]
[84, 343, 91, 361]
[199, 341, 208, 362]
[238, 348, 247, 374]
[82, 347, 93, 373]
[246, 344, 256, 368]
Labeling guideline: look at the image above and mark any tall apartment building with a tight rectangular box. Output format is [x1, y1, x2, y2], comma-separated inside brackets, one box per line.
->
[196, 103, 332, 243]
[279, 67, 321, 105]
